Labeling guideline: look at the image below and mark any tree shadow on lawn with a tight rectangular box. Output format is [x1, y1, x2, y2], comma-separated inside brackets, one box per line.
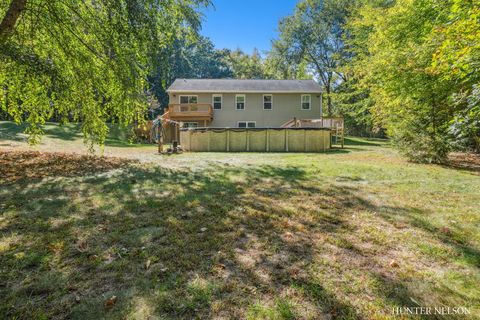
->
[322, 136, 391, 154]
[1, 158, 478, 319]
[0, 121, 30, 142]
[324, 147, 377, 154]
[343, 137, 388, 147]
[326, 137, 389, 154]
[379, 206, 480, 268]
[0, 121, 82, 142]
[0, 121, 140, 148]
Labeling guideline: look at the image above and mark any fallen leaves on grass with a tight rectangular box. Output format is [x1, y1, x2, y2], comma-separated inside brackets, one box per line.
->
[75, 240, 89, 253]
[440, 226, 452, 235]
[105, 295, 117, 308]
[447, 152, 480, 175]
[389, 259, 399, 268]
[0, 150, 135, 184]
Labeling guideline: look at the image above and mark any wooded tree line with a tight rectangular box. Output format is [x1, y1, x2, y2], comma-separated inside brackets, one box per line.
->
[271, 0, 479, 162]
[1, 0, 479, 162]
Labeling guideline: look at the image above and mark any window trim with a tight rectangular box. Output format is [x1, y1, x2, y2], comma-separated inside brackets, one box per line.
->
[179, 95, 198, 104]
[212, 94, 222, 110]
[237, 121, 256, 128]
[301, 94, 311, 110]
[263, 94, 273, 110]
[235, 94, 246, 110]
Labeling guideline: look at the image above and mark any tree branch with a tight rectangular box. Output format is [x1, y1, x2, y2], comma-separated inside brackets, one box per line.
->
[0, 0, 28, 43]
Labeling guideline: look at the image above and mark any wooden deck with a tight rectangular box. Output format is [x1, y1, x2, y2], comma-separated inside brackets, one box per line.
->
[281, 117, 345, 148]
[167, 103, 213, 121]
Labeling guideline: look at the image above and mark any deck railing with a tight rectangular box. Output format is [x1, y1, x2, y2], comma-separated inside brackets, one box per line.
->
[168, 103, 213, 119]
[281, 117, 344, 129]
[281, 117, 345, 148]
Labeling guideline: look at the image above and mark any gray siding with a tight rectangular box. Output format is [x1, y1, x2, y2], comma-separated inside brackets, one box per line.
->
[169, 92, 322, 127]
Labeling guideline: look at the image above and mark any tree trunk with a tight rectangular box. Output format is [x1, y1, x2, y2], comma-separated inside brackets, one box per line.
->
[326, 83, 332, 115]
[0, 0, 27, 43]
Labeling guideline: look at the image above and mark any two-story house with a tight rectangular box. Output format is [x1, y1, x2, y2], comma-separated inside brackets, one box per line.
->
[164, 79, 323, 128]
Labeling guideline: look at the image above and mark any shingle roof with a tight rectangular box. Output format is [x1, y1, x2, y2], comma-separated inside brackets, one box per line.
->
[167, 79, 322, 93]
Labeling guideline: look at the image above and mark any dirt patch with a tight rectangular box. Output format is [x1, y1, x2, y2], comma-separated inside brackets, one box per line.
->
[0, 150, 135, 184]
[447, 152, 480, 175]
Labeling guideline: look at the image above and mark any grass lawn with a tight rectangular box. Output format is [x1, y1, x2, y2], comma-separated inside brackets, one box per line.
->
[1, 122, 479, 319]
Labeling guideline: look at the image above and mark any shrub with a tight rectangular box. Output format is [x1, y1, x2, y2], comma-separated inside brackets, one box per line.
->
[449, 85, 480, 153]
[393, 124, 450, 164]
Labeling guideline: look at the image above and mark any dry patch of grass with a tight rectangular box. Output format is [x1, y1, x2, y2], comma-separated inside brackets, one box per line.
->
[0, 150, 134, 184]
[448, 152, 480, 175]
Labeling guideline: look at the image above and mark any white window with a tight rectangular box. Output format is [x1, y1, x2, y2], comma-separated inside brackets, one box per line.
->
[236, 94, 246, 110]
[179, 95, 198, 104]
[182, 122, 198, 128]
[238, 121, 256, 128]
[263, 95, 273, 110]
[301, 94, 311, 110]
[212, 94, 222, 110]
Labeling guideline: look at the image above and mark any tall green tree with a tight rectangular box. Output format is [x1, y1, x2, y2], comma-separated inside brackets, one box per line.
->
[430, 0, 480, 152]
[149, 35, 232, 114]
[264, 40, 311, 80]
[223, 47, 311, 80]
[347, 0, 479, 162]
[222, 48, 267, 79]
[273, 0, 352, 114]
[0, 0, 209, 145]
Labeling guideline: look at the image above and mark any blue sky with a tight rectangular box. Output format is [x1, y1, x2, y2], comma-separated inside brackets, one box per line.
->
[200, 0, 299, 54]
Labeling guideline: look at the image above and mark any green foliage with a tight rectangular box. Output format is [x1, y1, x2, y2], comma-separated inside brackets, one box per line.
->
[333, 79, 383, 137]
[430, 0, 480, 152]
[271, 0, 353, 113]
[222, 48, 268, 79]
[450, 85, 480, 152]
[271, 0, 478, 160]
[264, 42, 311, 80]
[148, 35, 233, 114]
[346, 0, 478, 162]
[430, 0, 480, 84]
[271, 0, 378, 136]
[393, 119, 451, 164]
[0, 0, 210, 147]
[215, 47, 310, 80]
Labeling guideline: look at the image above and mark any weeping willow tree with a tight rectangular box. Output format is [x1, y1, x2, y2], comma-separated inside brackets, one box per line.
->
[0, 0, 209, 146]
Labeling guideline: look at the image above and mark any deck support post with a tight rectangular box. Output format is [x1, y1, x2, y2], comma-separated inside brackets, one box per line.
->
[207, 130, 211, 152]
[285, 129, 289, 152]
[304, 130, 307, 152]
[266, 129, 270, 152]
[226, 130, 230, 152]
[323, 131, 327, 152]
[189, 130, 192, 151]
